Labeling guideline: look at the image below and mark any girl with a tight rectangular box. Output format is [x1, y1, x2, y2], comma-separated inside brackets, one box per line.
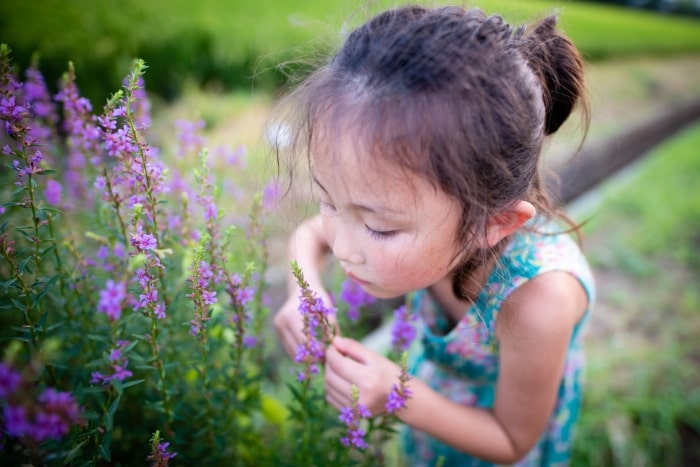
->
[273, 5, 594, 466]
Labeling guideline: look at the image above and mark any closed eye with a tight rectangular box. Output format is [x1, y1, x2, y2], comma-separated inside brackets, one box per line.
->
[318, 199, 337, 215]
[366, 226, 398, 240]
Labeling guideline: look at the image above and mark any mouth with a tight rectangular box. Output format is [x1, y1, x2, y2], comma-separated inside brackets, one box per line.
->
[344, 270, 370, 286]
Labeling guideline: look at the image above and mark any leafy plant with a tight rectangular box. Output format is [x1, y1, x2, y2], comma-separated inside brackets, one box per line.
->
[0, 46, 414, 466]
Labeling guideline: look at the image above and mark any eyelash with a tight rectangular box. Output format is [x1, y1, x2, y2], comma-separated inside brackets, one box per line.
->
[318, 199, 336, 214]
[318, 199, 397, 240]
[366, 226, 398, 240]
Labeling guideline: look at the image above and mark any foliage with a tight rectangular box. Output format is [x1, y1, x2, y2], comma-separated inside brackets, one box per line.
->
[573, 123, 700, 465]
[0, 46, 413, 466]
[585, 122, 700, 271]
[1, 0, 699, 105]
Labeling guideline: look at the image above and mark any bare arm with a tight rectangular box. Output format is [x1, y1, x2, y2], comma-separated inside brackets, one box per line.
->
[274, 215, 333, 358]
[326, 271, 587, 464]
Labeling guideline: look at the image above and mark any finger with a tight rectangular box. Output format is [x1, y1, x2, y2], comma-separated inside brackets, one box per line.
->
[275, 314, 305, 359]
[282, 331, 297, 359]
[332, 336, 371, 364]
[326, 390, 350, 411]
[326, 343, 368, 381]
[325, 390, 342, 411]
[324, 357, 349, 393]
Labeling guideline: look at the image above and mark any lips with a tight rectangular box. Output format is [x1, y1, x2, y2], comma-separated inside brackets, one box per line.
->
[345, 270, 370, 286]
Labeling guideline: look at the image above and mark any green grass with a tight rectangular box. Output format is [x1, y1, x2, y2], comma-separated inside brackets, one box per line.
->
[585, 122, 700, 269]
[2, 0, 699, 104]
[572, 122, 700, 465]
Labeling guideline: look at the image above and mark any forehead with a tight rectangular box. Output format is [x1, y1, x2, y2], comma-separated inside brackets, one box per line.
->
[312, 142, 455, 222]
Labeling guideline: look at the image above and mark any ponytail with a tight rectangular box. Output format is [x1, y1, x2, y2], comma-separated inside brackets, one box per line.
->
[519, 16, 589, 135]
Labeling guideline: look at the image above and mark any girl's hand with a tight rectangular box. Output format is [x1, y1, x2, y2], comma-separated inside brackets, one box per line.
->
[325, 336, 401, 416]
[273, 289, 335, 359]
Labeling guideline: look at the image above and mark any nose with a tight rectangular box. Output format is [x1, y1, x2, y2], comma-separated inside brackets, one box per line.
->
[326, 217, 364, 265]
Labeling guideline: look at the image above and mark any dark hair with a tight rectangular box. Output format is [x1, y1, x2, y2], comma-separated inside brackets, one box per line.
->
[273, 5, 588, 300]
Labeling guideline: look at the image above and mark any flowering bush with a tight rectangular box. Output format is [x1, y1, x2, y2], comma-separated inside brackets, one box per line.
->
[0, 45, 415, 465]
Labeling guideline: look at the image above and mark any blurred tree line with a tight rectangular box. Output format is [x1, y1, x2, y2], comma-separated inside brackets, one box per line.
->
[583, 0, 700, 15]
[1, 0, 698, 108]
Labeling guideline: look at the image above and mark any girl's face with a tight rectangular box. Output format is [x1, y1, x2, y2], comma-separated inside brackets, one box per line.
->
[312, 144, 463, 299]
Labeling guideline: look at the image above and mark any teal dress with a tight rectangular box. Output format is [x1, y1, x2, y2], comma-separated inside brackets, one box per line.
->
[401, 221, 595, 466]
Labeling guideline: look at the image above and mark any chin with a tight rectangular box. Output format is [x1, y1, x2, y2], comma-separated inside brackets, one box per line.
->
[360, 284, 407, 301]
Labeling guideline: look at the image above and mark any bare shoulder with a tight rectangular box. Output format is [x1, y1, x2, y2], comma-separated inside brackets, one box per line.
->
[496, 271, 588, 340]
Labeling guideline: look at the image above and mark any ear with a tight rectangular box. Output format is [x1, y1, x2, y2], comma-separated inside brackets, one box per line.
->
[479, 200, 536, 248]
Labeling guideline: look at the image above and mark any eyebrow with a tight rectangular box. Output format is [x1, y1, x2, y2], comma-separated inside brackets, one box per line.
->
[311, 173, 404, 216]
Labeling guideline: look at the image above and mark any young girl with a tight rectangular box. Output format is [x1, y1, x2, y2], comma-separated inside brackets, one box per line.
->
[273, 5, 594, 466]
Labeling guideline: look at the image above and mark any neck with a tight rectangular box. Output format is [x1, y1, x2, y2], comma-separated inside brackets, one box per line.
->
[427, 254, 498, 325]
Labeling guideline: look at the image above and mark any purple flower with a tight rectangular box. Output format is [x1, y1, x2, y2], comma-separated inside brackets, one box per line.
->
[234, 285, 254, 307]
[138, 289, 158, 309]
[55, 64, 101, 203]
[200, 290, 217, 305]
[113, 242, 126, 258]
[3, 405, 30, 437]
[92, 341, 133, 385]
[187, 258, 220, 337]
[215, 143, 246, 167]
[391, 305, 417, 352]
[385, 352, 412, 414]
[154, 302, 166, 320]
[293, 285, 335, 382]
[131, 226, 158, 251]
[0, 363, 21, 398]
[135, 268, 149, 288]
[90, 372, 106, 384]
[339, 388, 371, 450]
[175, 119, 206, 156]
[97, 279, 127, 320]
[386, 383, 413, 414]
[2, 387, 83, 441]
[149, 439, 178, 466]
[261, 178, 281, 212]
[111, 365, 133, 382]
[338, 279, 376, 321]
[44, 179, 62, 205]
[96, 245, 110, 261]
[23, 67, 58, 143]
[243, 335, 258, 348]
[201, 195, 217, 222]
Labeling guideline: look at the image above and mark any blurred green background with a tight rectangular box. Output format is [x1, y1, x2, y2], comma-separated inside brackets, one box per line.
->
[2, 0, 700, 104]
[2, 1, 700, 465]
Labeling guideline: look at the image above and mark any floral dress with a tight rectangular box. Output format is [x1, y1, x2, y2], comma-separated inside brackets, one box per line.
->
[401, 220, 595, 467]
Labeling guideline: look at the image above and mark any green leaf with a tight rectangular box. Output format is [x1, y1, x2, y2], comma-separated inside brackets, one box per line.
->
[36, 169, 57, 175]
[0, 278, 18, 293]
[105, 394, 121, 431]
[18, 256, 33, 275]
[145, 399, 166, 414]
[99, 432, 112, 462]
[39, 243, 57, 258]
[11, 185, 28, 196]
[44, 206, 62, 215]
[116, 378, 145, 391]
[63, 439, 87, 465]
[35, 275, 59, 302]
[10, 298, 25, 311]
[38, 306, 49, 328]
[86, 334, 110, 344]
